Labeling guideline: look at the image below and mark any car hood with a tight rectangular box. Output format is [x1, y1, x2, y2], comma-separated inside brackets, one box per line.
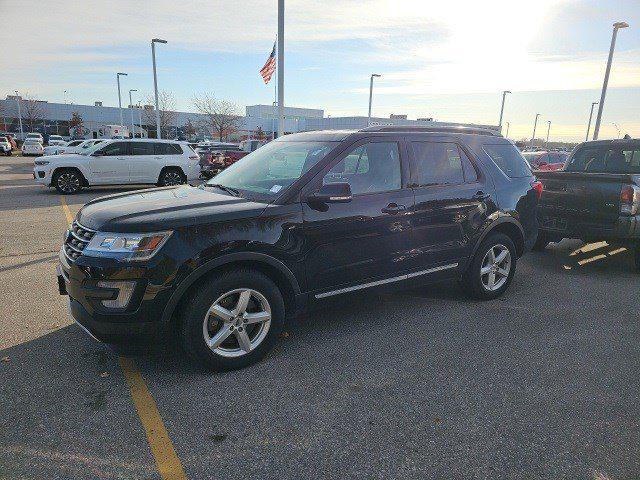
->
[76, 185, 269, 232]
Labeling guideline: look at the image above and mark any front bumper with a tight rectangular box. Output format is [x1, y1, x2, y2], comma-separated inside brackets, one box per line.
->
[33, 167, 51, 185]
[58, 248, 175, 345]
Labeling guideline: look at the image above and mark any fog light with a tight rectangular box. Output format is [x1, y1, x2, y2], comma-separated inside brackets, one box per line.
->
[97, 281, 136, 309]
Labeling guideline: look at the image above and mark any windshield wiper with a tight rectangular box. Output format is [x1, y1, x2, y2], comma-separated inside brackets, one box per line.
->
[206, 183, 241, 197]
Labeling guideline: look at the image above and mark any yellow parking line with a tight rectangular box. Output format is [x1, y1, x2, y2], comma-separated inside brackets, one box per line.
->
[119, 357, 187, 480]
[59, 195, 74, 223]
[58, 195, 186, 480]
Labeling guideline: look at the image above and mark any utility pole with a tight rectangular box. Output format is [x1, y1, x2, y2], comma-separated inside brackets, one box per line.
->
[14, 90, 23, 139]
[586, 102, 598, 141]
[277, 0, 285, 137]
[367, 74, 381, 126]
[129, 89, 137, 138]
[152, 38, 167, 139]
[545, 121, 551, 147]
[593, 21, 629, 140]
[498, 90, 511, 131]
[116, 72, 127, 128]
[531, 113, 540, 147]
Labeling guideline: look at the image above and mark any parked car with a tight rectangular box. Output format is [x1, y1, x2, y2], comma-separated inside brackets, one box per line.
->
[0, 136, 12, 156]
[44, 143, 67, 156]
[25, 132, 44, 143]
[523, 151, 568, 171]
[56, 126, 539, 371]
[22, 139, 44, 156]
[58, 139, 103, 155]
[47, 135, 66, 146]
[34, 138, 200, 194]
[535, 138, 640, 269]
[1, 133, 17, 150]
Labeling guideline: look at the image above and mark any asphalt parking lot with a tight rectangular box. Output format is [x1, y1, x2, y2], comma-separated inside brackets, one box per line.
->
[1, 154, 639, 480]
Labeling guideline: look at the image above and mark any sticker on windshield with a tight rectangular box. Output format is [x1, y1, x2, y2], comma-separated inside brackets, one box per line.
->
[270, 185, 283, 193]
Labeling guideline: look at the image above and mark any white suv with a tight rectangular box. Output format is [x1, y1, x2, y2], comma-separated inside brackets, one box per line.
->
[34, 139, 200, 194]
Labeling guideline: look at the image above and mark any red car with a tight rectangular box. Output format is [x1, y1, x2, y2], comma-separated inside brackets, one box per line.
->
[522, 151, 568, 171]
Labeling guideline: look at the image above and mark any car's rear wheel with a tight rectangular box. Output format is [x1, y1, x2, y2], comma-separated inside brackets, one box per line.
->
[180, 269, 285, 371]
[158, 168, 185, 187]
[53, 169, 83, 194]
[462, 232, 517, 300]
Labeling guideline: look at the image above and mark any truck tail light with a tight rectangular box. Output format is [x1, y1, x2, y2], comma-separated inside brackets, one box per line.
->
[531, 180, 543, 200]
[620, 184, 640, 216]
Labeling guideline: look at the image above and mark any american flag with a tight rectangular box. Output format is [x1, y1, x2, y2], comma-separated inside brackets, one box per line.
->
[260, 42, 276, 84]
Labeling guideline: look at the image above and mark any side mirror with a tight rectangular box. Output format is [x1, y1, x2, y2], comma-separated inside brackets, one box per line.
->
[309, 182, 352, 203]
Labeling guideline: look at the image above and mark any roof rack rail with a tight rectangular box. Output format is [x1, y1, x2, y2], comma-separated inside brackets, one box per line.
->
[360, 125, 502, 137]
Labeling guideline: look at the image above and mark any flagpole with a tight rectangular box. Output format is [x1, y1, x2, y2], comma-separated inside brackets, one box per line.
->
[277, 0, 284, 138]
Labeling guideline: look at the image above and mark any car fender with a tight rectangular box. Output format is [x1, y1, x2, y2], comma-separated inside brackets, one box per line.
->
[159, 251, 302, 326]
[469, 214, 525, 261]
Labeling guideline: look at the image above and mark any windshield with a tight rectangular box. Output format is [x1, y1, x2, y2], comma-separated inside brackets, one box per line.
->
[208, 140, 337, 197]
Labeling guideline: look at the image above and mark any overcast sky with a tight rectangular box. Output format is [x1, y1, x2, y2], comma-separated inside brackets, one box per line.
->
[5, 0, 640, 141]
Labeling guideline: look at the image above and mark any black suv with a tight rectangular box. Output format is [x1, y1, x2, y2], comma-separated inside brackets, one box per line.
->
[58, 126, 539, 370]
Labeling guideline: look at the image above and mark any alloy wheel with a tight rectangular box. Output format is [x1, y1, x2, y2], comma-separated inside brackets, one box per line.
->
[58, 173, 80, 193]
[202, 288, 272, 358]
[480, 244, 511, 291]
[163, 171, 183, 186]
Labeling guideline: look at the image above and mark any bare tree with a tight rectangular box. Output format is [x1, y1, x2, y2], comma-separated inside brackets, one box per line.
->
[142, 91, 178, 139]
[192, 93, 242, 141]
[21, 94, 45, 132]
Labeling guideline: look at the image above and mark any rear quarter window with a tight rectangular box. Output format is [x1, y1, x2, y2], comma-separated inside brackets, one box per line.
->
[483, 143, 532, 178]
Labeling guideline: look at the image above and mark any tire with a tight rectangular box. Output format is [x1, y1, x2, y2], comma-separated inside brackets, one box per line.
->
[461, 233, 517, 300]
[180, 269, 285, 371]
[53, 169, 83, 194]
[532, 230, 550, 251]
[158, 168, 185, 187]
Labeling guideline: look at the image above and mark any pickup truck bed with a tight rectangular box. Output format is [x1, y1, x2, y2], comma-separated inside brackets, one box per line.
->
[534, 139, 640, 269]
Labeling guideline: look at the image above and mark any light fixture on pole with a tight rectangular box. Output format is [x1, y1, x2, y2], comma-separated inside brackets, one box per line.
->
[151, 38, 167, 139]
[14, 90, 23, 140]
[277, 0, 285, 138]
[505, 121, 510, 138]
[129, 89, 137, 138]
[612, 122, 621, 138]
[531, 113, 540, 146]
[367, 73, 381, 126]
[592, 21, 629, 140]
[498, 90, 511, 131]
[545, 120, 551, 147]
[116, 72, 128, 128]
[586, 101, 598, 141]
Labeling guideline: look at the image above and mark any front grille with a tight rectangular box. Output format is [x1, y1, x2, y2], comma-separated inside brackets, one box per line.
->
[63, 221, 96, 263]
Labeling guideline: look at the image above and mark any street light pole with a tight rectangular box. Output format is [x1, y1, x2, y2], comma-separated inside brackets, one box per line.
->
[593, 21, 629, 140]
[129, 89, 137, 138]
[367, 73, 381, 126]
[498, 90, 511, 131]
[277, 0, 285, 138]
[612, 122, 621, 138]
[116, 72, 127, 129]
[505, 121, 510, 138]
[586, 101, 598, 141]
[137, 101, 143, 137]
[546, 121, 551, 147]
[14, 90, 23, 139]
[531, 113, 540, 147]
[151, 38, 167, 139]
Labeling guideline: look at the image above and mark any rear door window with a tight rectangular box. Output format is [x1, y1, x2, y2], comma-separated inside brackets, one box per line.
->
[483, 143, 532, 178]
[411, 142, 465, 186]
[131, 142, 154, 155]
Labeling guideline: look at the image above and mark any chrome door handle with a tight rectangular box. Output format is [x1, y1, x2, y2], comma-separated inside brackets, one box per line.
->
[381, 203, 406, 214]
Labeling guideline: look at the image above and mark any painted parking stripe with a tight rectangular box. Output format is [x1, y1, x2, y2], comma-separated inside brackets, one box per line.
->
[59, 195, 187, 480]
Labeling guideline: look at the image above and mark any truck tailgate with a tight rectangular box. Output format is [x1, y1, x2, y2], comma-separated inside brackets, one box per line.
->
[537, 171, 627, 237]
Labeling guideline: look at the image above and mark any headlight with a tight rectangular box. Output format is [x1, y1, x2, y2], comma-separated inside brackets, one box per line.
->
[35, 160, 50, 165]
[84, 231, 172, 261]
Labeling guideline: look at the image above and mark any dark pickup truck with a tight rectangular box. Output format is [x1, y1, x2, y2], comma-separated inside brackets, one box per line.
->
[535, 139, 640, 269]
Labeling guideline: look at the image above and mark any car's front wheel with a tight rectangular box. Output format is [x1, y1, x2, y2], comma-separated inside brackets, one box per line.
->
[462, 232, 517, 300]
[180, 269, 285, 371]
[53, 169, 83, 194]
